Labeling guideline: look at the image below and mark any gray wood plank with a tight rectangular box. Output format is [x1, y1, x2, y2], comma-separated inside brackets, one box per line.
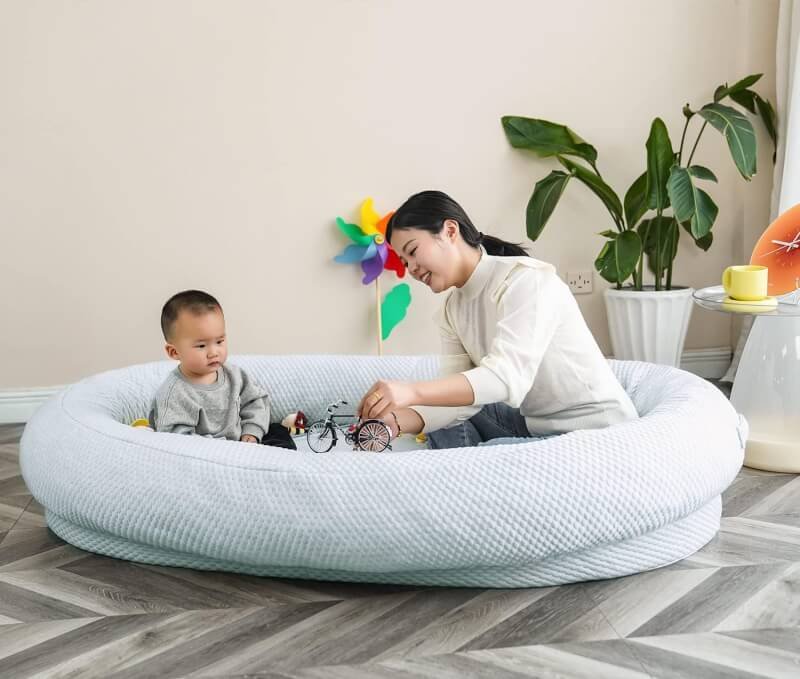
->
[111, 602, 336, 679]
[458, 584, 619, 650]
[629, 563, 788, 637]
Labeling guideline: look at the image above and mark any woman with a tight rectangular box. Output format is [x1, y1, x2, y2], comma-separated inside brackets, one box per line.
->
[357, 191, 638, 449]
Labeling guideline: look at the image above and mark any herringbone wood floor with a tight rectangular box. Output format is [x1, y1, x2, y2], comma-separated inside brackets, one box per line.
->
[1, 421, 799, 678]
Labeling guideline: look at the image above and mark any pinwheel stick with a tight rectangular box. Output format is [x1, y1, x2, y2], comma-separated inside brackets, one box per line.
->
[375, 277, 383, 356]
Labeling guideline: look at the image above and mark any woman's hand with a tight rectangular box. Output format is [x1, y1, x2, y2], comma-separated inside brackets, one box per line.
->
[358, 380, 418, 421]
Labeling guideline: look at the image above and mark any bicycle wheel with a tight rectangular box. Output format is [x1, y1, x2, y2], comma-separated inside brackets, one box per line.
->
[356, 419, 391, 452]
[306, 421, 335, 453]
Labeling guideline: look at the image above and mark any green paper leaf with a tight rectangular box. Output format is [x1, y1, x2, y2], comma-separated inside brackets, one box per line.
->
[381, 283, 412, 340]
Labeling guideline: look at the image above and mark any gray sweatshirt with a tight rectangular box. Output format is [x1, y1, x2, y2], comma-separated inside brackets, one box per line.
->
[149, 363, 270, 441]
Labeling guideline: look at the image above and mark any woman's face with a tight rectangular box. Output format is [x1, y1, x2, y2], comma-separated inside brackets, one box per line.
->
[390, 222, 459, 293]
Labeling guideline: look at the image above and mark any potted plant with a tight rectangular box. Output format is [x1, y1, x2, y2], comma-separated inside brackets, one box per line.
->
[502, 74, 776, 366]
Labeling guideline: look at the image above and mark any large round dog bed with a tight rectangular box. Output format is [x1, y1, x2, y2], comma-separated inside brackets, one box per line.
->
[19, 356, 745, 588]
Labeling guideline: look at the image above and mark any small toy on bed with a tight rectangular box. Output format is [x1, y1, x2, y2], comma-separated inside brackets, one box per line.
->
[306, 400, 392, 453]
[281, 411, 307, 435]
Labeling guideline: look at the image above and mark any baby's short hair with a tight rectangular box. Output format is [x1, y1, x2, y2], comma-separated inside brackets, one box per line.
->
[160, 290, 222, 340]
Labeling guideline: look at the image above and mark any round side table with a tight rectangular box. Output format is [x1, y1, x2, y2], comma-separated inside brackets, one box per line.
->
[693, 285, 800, 472]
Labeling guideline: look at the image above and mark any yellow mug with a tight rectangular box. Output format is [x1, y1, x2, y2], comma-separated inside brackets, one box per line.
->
[722, 265, 768, 301]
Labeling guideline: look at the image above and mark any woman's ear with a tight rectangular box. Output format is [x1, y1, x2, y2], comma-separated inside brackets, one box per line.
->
[443, 219, 459, 242]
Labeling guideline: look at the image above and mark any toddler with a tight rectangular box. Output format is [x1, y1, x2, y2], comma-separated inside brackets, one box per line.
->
[149, 290, 269, 443]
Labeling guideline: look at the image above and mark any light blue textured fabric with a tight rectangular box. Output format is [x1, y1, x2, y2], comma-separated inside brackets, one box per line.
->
[19, 356, 746, 588]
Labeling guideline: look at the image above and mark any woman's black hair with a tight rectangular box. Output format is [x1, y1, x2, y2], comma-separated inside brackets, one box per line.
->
[386, 190, 529, 257]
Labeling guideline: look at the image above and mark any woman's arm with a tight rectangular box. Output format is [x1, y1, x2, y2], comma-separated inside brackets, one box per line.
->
[358, 373, 475, 421]
[389, 407, 425, 437]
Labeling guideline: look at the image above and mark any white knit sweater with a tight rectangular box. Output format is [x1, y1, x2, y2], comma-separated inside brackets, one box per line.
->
[412, 250, 638, 435]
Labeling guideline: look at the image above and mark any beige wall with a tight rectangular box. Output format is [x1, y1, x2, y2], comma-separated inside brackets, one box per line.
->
[1, 0, 779, 388]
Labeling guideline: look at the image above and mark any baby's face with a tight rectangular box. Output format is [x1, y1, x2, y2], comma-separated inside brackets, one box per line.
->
[166, 309, 228, 380]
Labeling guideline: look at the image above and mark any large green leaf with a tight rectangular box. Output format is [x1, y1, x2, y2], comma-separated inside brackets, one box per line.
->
[666, 166, 719, 239]
[595, 241, 616, 283]
[559, 157, 623, 224]
[730, 89, 757, 113]
[714, 73, 763, 102]
[646, 118, 674, 211]
[594, 230, 642, 284]
[624, 172, 648, 228]
[727, 90, 778, 164]
[525, 170, 571, 241]
[662, 218, 680, 276]
[754, 93, 778, 163]
[639, 216, 678, 276]
[731, 91, 778, 163]
[666, 167, 697, 224]
[698, 103, 757, 179]
[501, 117, 598, 164]
[695, 232, 713, 251]
[688, 165, 718, 182]
[692, 188, 719, 239]
[680, 220, 714, 251]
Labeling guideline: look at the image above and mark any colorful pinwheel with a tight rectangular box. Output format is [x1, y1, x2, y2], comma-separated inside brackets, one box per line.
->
[334, 198, 405, 284]
[334, 198, 413, 354]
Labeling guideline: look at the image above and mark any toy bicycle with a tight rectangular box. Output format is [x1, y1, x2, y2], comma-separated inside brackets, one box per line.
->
[306, 400, 392, 453]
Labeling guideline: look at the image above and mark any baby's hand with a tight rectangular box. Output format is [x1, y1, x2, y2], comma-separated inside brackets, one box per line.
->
[241, 434, 259, 444]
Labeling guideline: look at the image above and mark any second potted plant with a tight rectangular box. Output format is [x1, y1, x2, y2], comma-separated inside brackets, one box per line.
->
[502, 74, 776, 366]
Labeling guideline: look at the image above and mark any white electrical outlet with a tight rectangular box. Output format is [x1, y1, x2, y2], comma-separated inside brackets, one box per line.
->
[567, 270, 593, 294]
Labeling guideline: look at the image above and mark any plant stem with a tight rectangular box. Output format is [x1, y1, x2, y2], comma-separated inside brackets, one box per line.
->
[636, 221, 648, 291]
[677, 115, 692, 165]
[666, 221, 676, 290]
[686, 121, 708, 166]
[655, 211, 663, 291]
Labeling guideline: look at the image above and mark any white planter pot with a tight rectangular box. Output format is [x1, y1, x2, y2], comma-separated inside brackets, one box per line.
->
[604, 286, 694, 367]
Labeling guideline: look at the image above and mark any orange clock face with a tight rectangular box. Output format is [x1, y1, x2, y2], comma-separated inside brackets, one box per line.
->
[751, 202, 800, 296]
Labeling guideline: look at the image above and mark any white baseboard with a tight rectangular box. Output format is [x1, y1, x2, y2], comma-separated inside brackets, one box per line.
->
[0, 347, 733, 425]
[0, 387, 63, 425]
[679, 346, 732, 379]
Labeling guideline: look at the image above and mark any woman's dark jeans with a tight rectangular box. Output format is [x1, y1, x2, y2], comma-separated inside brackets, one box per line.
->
[426, 402, 555, 449]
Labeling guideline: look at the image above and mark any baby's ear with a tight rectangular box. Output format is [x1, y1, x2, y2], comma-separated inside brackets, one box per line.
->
[164, 343, 179, 360]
